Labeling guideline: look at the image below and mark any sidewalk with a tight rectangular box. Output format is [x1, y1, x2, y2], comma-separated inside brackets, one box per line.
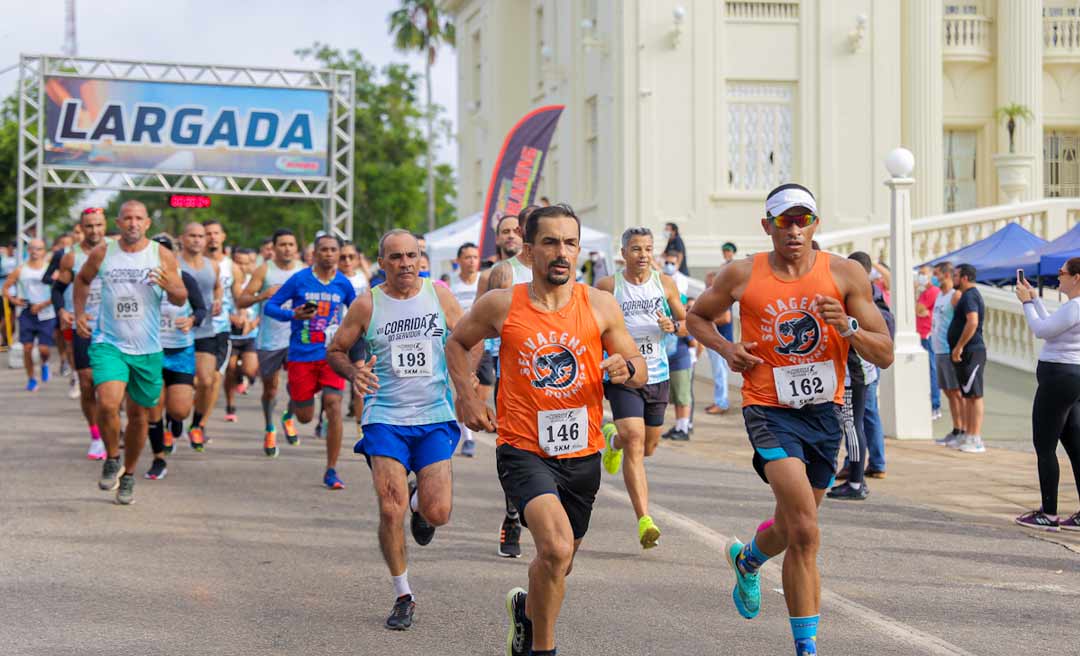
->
[675, 367, 1080, 553]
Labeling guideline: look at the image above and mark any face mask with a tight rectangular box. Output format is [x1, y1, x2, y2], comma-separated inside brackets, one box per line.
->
[419, 271, 430, 278]
[663, 230, 672, 239]
[931, 275, 940, 287]
[662, 263, 677, 275]
[916, 273, 929, 286]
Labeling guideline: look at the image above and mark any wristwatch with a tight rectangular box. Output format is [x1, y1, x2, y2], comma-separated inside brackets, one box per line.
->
[625, 359, 637, 380]
[838, 316, 859, 338]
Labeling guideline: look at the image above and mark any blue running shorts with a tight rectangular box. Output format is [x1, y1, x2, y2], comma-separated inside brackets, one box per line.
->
[355, 421, 461, 474]
[742, 403, 843, 490]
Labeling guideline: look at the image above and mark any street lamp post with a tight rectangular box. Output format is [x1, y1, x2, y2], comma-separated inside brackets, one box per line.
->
[879, 148, 933, 440]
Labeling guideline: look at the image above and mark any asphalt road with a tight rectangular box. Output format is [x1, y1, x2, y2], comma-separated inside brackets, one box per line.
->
[2, 368, 1077, 656]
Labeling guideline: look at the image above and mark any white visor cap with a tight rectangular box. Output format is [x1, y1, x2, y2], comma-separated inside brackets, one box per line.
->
[765, 186, 817, 217]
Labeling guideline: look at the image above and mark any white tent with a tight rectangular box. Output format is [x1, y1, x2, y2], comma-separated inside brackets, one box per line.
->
[425, 212, 613, 276]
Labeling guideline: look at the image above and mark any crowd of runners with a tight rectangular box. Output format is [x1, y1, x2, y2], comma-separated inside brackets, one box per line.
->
[4, 187, 901, 656]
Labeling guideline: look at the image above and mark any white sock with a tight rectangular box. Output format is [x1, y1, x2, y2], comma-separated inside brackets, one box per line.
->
[410, 489, 419, 512]
[460, 423, 473, 443]
[676, 418, 690, 432]
[392, 571, 412, 598]
[848, 481, 862, 490]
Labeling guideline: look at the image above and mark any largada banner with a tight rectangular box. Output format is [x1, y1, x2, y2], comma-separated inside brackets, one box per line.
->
[44, 77, 330, 177]
[477, 105, 564, 260]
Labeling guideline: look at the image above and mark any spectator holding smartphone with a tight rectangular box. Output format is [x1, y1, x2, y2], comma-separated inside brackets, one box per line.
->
[1013, 259, 1080, 531]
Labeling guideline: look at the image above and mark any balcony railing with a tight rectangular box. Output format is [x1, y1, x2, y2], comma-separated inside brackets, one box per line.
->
[1044, 16, 1080, 63]
[943, 14, 993, 63]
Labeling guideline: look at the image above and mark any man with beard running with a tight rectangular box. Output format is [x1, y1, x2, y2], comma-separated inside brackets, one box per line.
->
[178, 222, 222, 452]
[328, 229, 464, 631]
[450, 241, 480, 456]
[447, 204, 646, 656]
[687, 184, 893, 656]
[264, 234, 356, 488]
[145, 235, 209, 480]
[75, 200, 187, 505]
[52, 208, 108, 459]
[474, 208, 535, 558]
[595, 226, 687, 549]
[238, 229, 303, 457]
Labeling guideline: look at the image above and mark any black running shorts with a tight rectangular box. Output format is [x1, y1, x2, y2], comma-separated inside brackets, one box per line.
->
[195, 332, 230, 370]
[496, 443, 601, 540]
[953, 349, 986, 399]
[604, 380, 669, 427]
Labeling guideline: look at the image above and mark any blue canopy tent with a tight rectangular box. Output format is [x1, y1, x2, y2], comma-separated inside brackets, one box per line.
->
[1038, 223, 1080, 278]
[977, 222, 1080, 285]
[922, 222, 1047, 284]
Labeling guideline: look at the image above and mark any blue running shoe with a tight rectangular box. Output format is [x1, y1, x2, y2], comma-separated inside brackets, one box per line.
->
[26, 378, 38, 392]
[461, 439, 476, 457]
[795, 637, 818, 655]
[41, 364, 50, 383]
[324, 468, 345, 490]
[725, 538, 761, 619]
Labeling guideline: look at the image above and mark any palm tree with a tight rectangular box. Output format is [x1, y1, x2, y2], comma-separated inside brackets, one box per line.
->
[389, 0, 455, 233]
[994, 103, 1034, 154]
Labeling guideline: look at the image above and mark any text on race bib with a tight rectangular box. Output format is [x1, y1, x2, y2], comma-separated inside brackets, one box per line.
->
[773, 361, 838, 408]
[635, 336, 661, 362]
[537, 406, 588, 457]
[113, 296, 144, 321]
[390, 339, 433, 378]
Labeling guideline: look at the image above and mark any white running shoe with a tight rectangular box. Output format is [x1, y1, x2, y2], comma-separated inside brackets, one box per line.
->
[931, 409, 942, 421]
[946, 432, 966, 449]
[68, 377, 80, 399]
[87, 439, 107, 461]
[958, 435, 986, 453]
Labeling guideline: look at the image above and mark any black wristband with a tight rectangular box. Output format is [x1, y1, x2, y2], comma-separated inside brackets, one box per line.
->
[625, 359, 637, 380]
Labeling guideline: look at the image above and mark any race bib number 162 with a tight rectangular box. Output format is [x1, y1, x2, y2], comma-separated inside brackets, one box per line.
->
[773, 361, 837, 408]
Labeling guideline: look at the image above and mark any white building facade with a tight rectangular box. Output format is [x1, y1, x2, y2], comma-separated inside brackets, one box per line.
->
[445, 0, 1080, 269]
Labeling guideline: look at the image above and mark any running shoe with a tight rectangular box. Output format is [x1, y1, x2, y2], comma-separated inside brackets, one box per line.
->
[236, 381, 248, 395]
[60, 361, 71, 377]
[385, 594, 415, 631]
[959, 435, 986, 453]
[865, 468, 887, 479]
[935, 430, 960, 446]
[931, 408, 942, 421]
[188, 426, 205, 452]
[68, 377, 80, 399]
[1015, 509, 1059, 531]
[461, 439, 476, 457]
[638, 515, 661, 549]
[115, 473, 135, 505]
[163, 430, 175, 455]
[505, 587, 531, 656]
[263, 431, 279, 458]
[601, 422, 622, 475]
[498, 515, 522, 558]
[324, 468, 345, 490]
[282, 413, 299, 445]
[314, 418, 325, 439]
[25, 379, 38, 392]
[668, 428, 690, 441]
[144, 459, 168, 481]
[796, 637, 818, 655]
[724, 538, 761, 619]
[224, 407, 237, 423]
[661, 426, 676, 439]
[98, 458, 124, 491]
[409, 481, 435, 545]
[41, 363, 50, 383]
[826, 482, 869, 500]
[87, 438, 106, 460]
[945, 432, 966, 449]
[1060, 512, 1080, 531]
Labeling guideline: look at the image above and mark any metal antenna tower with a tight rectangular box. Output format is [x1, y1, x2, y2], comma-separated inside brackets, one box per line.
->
[63, 0, 77, 56]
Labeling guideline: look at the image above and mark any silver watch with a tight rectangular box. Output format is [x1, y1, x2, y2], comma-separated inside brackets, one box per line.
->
[839, 316, 859, 338]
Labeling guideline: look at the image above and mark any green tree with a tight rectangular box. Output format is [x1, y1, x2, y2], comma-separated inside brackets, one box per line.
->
[388, 0, 456, 233]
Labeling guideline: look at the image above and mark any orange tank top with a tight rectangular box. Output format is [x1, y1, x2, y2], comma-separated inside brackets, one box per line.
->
[497, 283, 605, 458]
[739, 252, 849, 408]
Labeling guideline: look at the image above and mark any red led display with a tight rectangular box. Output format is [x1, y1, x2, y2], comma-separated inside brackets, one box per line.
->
[169, 195, 212, 209]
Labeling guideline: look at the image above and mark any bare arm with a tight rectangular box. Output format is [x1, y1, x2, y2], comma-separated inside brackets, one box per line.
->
[157, 248, 188, 306]
[236, 264, 268, 309]
[2, 266, 22, 305]
[447, 290, 508, 431]
[327, 293, 377, 391]
[951, 313, 979, 360]
[594, 275, 614, 294]
[433, 282, 465, 331]
[590, 289, 647, 388]
[210, 260, 223, 312]
[660, 273, 688, 336]
[74, 244, 106, 338]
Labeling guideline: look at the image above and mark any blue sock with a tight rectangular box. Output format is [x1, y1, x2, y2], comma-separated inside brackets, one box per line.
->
[736, 537, 770, 575]
[790, 615, 819, 655]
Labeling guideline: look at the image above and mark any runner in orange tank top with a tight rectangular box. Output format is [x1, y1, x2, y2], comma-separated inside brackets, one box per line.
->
[688, 184, 894, 656]
[447, 204, 645, 656]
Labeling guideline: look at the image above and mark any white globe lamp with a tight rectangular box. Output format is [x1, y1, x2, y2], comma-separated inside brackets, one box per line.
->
[885, 147, 914, 178]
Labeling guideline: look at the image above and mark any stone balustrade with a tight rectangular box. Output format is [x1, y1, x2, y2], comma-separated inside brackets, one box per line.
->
[1044, 15, 1080, 62]
[943, 14, 993, 63]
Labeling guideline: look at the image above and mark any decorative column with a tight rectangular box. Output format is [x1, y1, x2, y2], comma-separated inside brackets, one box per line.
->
[996, 0, 1043, 201]
[880, 148, 933, 441]
[901, 0, 944, 219]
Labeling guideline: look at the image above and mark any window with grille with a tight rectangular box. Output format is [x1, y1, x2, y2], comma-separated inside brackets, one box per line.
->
[585, 95, 599, 201]
[726, 82, 794, 192]
[1045, 131, 1079, 198]
[944, 129, 978, 212]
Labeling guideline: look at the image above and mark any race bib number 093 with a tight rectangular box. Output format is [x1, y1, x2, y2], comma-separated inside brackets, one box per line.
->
[113, 296, 143, 321]
[773, 361, 837, 408]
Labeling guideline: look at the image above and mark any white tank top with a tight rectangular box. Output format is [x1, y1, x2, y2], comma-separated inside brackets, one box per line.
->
[346, 271, 369, 298]
[257, 259, 301, 351]
[17, 262, 55, 321]
[159, 268, 194, 350]
[450, 273, 479, 311]
[614, 270, 670, 384]
[92, 240, 163, 355]
[212, 257, 234, 334]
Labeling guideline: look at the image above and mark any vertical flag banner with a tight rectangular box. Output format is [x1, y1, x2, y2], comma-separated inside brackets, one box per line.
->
[477, 105, 564, 260]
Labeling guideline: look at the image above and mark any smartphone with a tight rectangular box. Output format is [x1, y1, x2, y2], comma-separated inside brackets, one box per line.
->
[1017, 269, 1026, 285]
[302, 301, 318, 311]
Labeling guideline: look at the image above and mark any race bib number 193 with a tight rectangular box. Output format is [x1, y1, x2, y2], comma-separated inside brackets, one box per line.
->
[537, 406, 588, 457]
[773, 361, 837, 408]
[390, 339, 433, 377]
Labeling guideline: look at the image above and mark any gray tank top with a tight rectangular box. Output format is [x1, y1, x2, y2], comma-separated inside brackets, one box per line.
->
[180, 255, 217, 340]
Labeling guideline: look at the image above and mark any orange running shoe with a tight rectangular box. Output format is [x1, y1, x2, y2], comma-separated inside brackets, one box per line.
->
[188, 426, 205, 452]
[263, 431, 279, 458]
[281, 413, 299, 446]
[163, 429, 175, 455]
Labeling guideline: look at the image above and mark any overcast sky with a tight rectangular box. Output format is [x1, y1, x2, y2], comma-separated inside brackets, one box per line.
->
[0, 0, 458, 164]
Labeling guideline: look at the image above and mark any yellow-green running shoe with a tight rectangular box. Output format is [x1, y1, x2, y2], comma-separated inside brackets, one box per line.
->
[601, 422, 622, 475]
[638, 515, 661, 549]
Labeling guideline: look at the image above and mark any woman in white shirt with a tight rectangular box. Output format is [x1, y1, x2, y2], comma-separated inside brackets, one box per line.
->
[1014, 257, 1080, 531]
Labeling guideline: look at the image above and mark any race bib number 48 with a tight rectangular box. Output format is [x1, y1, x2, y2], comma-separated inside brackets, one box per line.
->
[636, 336, 661, 362]
[113, 296, 143, 321]
[537, 406, 588, 457]
[773, 361, 837, 408]
[391, 339, 433, 377]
